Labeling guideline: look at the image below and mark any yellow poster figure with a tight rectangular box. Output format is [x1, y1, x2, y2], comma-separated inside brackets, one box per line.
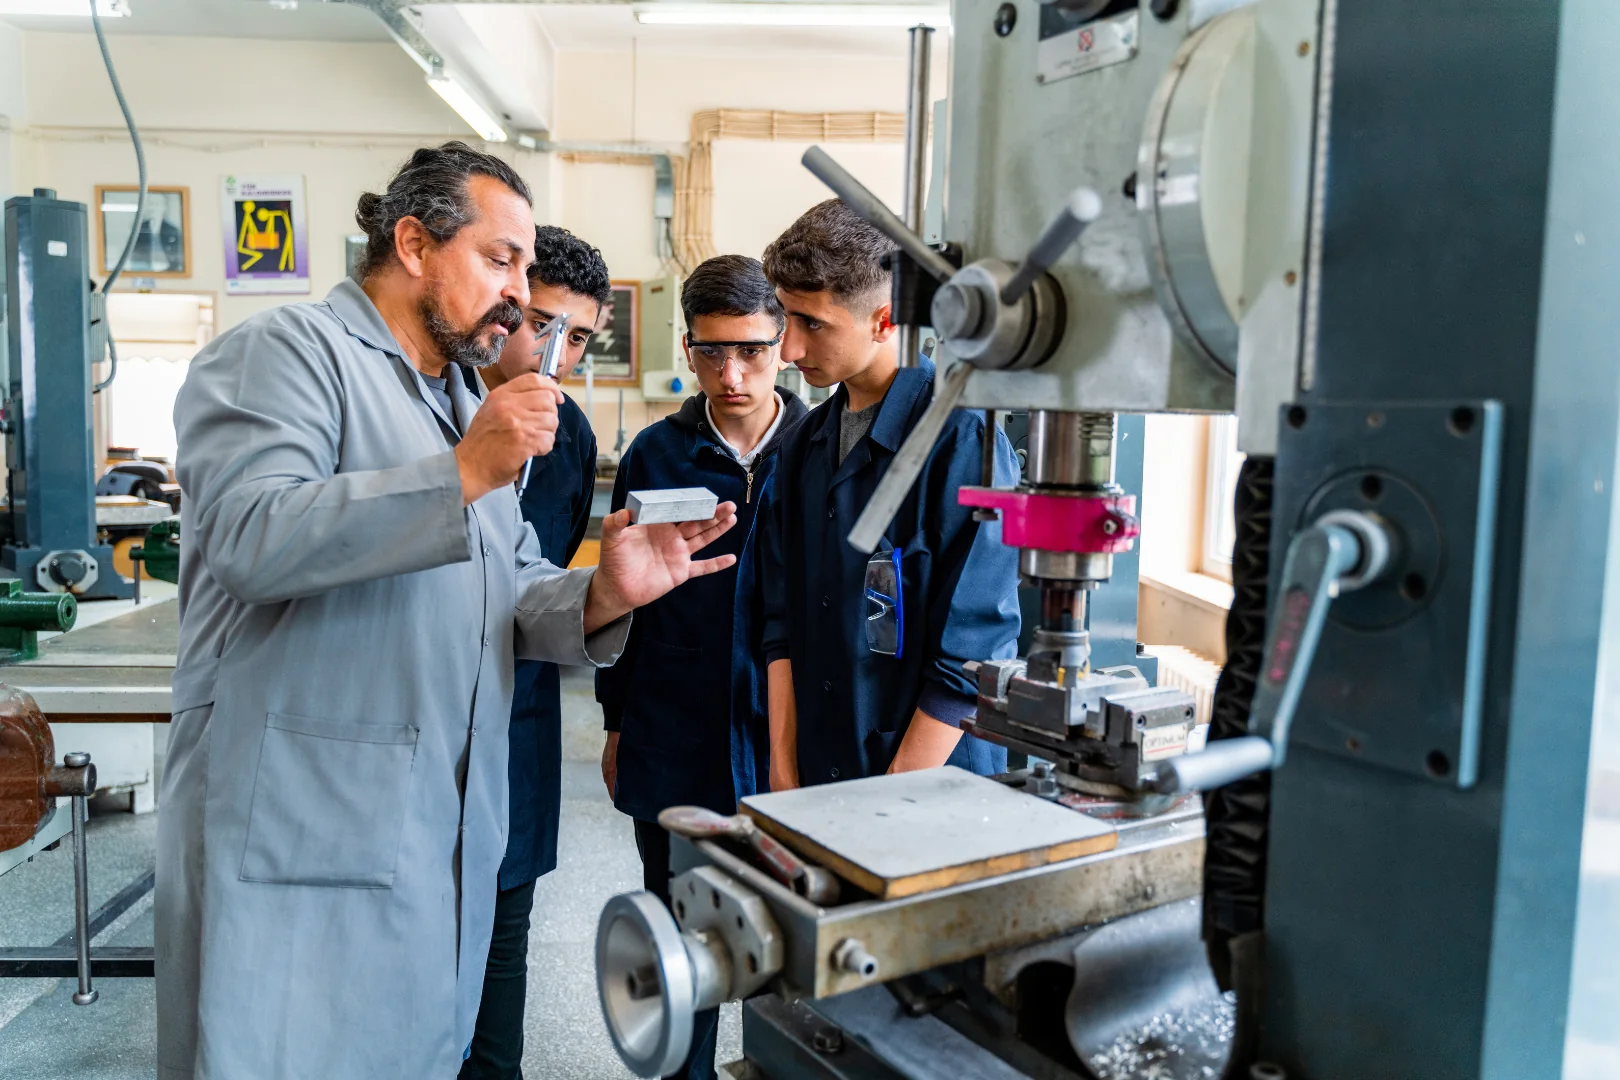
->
[235, 199, 296, 273]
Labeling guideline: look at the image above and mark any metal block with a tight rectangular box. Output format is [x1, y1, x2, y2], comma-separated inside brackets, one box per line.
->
[1272, 400, 1503, 788]
[627, 487, 719, 525]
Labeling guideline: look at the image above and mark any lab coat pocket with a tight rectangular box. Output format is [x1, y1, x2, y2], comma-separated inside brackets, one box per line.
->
[239, 712, 419, 888]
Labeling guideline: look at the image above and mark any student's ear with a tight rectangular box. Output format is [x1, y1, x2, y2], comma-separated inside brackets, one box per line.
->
[872, 301, 897, 344]
[680, 335, 695, 373]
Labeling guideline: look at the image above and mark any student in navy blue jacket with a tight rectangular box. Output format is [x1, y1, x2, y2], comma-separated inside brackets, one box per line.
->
[459, 226, 607, 1080]
[759, 200, 1021, 790]
[597, 255, 807, 1080]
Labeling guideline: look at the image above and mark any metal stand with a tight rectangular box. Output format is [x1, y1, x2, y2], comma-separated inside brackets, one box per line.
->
[64, 751, 98, 1005]
[896, 25, 933, 369]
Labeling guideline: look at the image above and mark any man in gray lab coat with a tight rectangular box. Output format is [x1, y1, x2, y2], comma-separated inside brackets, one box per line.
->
[156, 142, 739, 1079]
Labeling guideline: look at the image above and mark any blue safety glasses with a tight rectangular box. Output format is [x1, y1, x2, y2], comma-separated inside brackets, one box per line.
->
[864, 546, 904, 658]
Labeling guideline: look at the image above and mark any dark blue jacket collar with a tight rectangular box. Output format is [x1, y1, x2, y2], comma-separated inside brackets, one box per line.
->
[669, 386, 808, 462]
[809, 358, 936, 452]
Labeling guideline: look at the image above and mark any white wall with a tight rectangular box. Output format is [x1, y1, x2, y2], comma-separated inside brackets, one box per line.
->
[552, 47, 944, 436]
[10, 27, 940, 446]
[16, 32, 550, 331]
[0, 22, 26, 201]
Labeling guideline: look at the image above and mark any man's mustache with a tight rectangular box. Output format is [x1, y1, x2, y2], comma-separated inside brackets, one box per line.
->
[481, 301, 523, 335]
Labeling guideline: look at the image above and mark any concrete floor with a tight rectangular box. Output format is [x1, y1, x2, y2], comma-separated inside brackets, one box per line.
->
[0, 666, 740, 1078]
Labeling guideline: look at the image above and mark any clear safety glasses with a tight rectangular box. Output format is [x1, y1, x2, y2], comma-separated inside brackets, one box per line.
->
[687, 335, 782, 373]
[864, 547, 905, 658]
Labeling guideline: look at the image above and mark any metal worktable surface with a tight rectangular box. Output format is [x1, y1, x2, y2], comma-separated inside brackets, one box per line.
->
[2, 599, 176, 721]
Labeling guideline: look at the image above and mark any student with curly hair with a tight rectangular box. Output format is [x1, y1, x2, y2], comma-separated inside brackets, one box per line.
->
[459, 225, 612, 1080]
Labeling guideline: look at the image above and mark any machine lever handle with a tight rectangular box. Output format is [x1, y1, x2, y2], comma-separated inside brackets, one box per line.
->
[999, 187, 1103, 306]
[802, 146, 958, 285]
[1151, 514, 1388, 793]
[846, 360, 974, 554]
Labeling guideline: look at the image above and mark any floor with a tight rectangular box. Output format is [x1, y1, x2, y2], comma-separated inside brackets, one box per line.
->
[0, 666, 741, 1079]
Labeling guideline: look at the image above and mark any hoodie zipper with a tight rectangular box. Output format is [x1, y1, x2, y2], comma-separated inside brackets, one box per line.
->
[746, 466, 755, 505]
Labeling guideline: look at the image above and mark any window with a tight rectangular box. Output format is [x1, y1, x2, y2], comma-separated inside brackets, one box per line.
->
[1201, 414, 1244, 582]
[102, 293, 214, 463]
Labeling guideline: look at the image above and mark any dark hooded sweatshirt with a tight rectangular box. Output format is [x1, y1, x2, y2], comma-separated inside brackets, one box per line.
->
[596, 386, 808, 820]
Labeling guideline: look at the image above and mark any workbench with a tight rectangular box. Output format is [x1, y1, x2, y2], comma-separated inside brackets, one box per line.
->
[1, 596, 176, 811]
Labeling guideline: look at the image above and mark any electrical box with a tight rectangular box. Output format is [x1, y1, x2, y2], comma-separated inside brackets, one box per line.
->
[638, 275, 691, 402]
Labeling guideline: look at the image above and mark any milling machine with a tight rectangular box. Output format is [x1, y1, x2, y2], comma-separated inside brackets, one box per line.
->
[595, 2, 1620, 1078]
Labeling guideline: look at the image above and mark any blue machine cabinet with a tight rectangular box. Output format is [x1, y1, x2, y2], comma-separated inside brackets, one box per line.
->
[1254, 3, 1620, 1077]
[2, 190, 131, 599]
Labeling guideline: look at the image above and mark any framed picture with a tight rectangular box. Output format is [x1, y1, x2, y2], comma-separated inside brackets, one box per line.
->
[96, 185, 191, 279]
[568, 280, 639, 387]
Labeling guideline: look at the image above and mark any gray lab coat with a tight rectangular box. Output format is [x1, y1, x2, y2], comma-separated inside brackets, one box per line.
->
[155, 278, 628, 1079]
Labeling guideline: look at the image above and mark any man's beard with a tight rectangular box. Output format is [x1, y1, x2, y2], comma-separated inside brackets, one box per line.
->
[419, 290, 523, 369]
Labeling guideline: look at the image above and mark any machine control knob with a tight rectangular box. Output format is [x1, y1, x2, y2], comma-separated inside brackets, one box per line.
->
[931, 281, 984, 340]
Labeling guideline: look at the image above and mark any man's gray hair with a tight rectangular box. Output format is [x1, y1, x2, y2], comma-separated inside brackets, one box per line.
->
[354, 141, 531, 280]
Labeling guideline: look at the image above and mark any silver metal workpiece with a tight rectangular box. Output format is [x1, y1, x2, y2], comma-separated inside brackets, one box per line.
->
[896, 24, 934, 370]
[64, 751, 97, 1006]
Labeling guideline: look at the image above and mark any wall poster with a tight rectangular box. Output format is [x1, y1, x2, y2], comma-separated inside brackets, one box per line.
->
[220, 174, 309, 294]
[567, 280, 639, 386]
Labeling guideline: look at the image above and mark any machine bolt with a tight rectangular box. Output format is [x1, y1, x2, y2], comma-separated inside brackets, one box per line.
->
[625, 963, 661, 1001]
[1150, 0, 1179, 19]
[1025, 761, 1059, 798]
[993, 1, 1017, 37]
[1101, 518, 1119, 535]
[63, 752, 90, 768]
[812, 1027, 845, 1055]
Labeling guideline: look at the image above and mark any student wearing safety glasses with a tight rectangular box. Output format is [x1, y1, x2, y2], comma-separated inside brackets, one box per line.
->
[759, 199, 1021, 791]
[595, 254, 808, 1080]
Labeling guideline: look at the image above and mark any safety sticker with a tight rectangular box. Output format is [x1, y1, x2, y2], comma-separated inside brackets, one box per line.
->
[1036, 9, 1140, 86]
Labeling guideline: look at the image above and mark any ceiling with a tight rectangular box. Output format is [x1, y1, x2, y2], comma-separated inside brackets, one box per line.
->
[2, 0, 927, 57]
[0, 0, 391, 39]
[532, 5, 919, 57]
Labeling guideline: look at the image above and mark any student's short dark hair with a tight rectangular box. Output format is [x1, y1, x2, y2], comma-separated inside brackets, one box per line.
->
[681, 255, 787, 335]
[531, 225, 613, 307]
[761, 198, 893, 310]
[354, 141, 531, 280]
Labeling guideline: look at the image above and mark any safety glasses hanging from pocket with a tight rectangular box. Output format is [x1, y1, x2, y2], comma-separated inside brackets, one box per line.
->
[864, 547, 904, 658]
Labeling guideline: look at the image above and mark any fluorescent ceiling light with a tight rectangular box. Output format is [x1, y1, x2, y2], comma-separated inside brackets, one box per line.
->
[427, 70, 508, 143]
[0, 0, 128, 15]
[634, 4, 949, 27]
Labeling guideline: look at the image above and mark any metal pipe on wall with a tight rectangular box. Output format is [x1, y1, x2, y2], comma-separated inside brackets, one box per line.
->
[897, 25, 933, 369]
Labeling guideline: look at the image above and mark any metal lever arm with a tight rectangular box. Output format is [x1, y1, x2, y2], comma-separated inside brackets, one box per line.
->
[1152, 518, 1375, 794]
[802, 146, 957, 284]
[999, 187, 1103, 305]
[847, 361, 974, 553]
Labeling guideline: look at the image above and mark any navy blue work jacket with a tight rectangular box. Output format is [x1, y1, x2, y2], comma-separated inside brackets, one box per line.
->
[460, 367, 598, 889]
[760, 359, 1020, 784]
[596, 387, 808, 822]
